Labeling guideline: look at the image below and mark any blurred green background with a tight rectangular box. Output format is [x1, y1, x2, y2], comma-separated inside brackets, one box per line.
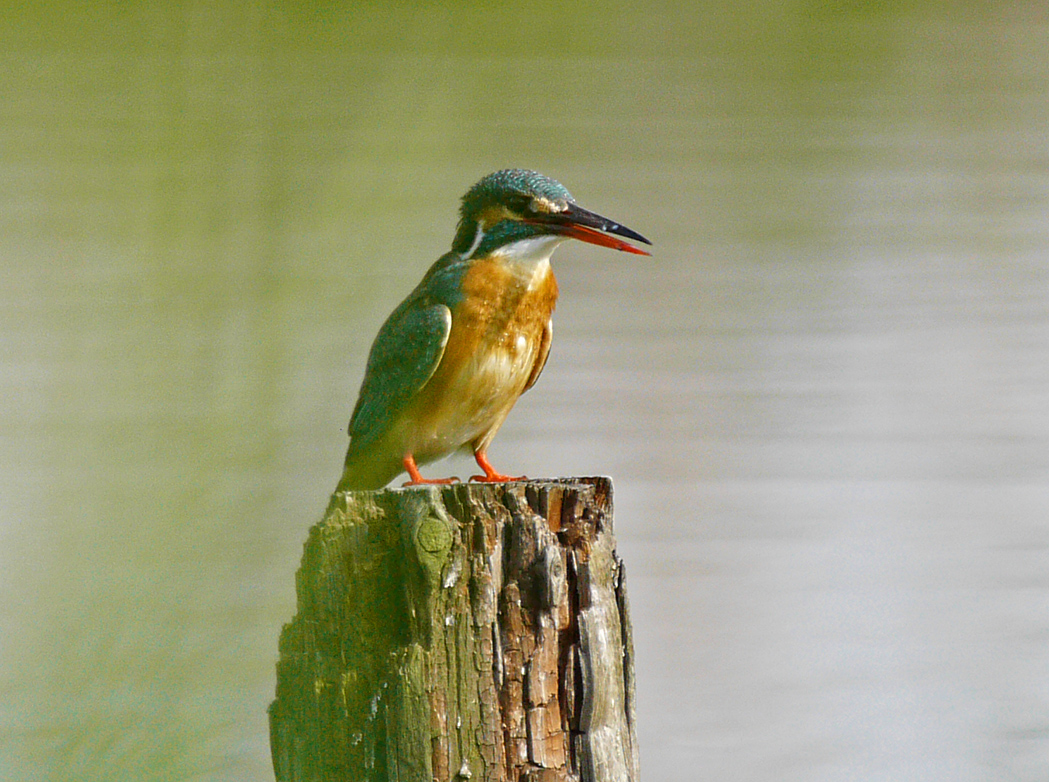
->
[2, 2, 1048, 780]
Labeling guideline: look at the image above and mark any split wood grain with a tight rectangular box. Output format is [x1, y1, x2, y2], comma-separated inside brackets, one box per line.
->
[269, 477, 638, 782]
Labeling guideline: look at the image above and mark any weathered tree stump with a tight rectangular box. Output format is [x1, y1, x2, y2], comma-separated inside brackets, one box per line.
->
[269, 476, 638, 782]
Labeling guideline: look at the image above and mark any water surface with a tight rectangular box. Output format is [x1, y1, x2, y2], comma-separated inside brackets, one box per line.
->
[2, 3, 1047, 780]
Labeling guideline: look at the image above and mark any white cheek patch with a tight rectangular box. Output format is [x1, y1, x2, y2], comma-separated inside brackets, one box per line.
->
[463, 223, 486, 259]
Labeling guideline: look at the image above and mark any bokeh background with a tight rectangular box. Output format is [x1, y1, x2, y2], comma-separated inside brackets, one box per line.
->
[2, 2, 1048, 780]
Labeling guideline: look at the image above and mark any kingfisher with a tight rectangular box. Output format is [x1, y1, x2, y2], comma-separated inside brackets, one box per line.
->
[336, 168, 651, 492]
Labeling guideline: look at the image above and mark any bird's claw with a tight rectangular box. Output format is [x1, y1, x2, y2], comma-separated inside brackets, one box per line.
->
[402, 476, 460, 487]
[470, 450, 524, 483]
[469, 473, 526, 483]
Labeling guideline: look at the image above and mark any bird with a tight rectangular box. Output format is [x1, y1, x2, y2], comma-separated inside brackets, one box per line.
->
[335, 168, 651, 492]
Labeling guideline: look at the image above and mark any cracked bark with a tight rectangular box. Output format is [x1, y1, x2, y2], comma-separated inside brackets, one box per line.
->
[270, 476, 638, 782]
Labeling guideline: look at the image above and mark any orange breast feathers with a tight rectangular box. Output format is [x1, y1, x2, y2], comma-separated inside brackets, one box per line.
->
[454, 256, 559, 352]
[409, 256, 559, 446]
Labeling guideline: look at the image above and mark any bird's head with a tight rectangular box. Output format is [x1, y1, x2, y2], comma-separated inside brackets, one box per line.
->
[451, 169, 651, 260]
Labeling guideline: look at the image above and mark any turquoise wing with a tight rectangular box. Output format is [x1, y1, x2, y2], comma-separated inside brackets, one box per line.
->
[347, 298, 452, 451]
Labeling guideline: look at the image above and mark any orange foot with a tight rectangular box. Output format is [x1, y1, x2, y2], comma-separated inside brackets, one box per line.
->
[401, 454, 459, 487]
[470, 450, 526, 483]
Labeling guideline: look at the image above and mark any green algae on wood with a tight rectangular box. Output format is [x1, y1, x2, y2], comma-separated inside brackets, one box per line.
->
[270, 477, 638, 782]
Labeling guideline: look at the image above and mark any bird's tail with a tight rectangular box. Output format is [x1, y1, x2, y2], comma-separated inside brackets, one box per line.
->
[335, 450, 401, 493]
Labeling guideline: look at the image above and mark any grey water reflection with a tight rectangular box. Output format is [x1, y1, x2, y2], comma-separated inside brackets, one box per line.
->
[2, 3, 1048, 781]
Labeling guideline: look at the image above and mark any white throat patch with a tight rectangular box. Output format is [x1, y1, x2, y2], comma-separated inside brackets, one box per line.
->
[492, 234, 566, 266]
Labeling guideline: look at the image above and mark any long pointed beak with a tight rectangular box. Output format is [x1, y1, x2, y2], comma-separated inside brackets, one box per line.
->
[530, 202, 652, 256]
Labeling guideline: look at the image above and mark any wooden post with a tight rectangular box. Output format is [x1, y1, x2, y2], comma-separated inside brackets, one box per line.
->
[269, 476, 638, 782]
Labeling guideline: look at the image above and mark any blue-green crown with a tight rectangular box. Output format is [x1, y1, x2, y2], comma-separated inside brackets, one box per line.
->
[452, 169, 574, 254]
[461, 169, 574, 215]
